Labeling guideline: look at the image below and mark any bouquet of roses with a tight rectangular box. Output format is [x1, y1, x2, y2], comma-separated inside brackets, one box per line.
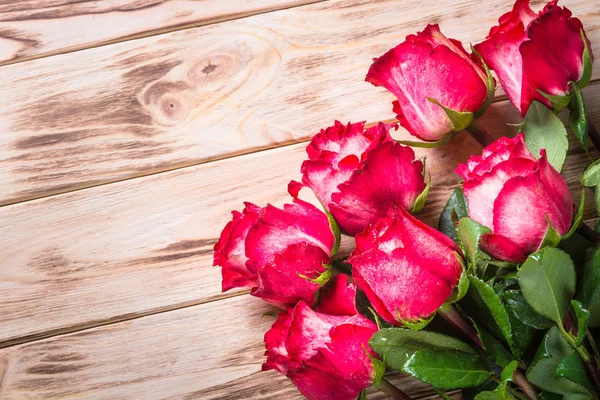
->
[213, 0, 600, 398]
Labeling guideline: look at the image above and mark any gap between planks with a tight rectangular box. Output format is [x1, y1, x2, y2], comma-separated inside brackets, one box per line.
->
[0, 0, 328, 68]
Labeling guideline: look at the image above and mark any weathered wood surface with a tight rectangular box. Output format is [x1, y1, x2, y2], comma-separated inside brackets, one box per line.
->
[1, 86, 598, 347]
[0, 294, 459, 399]
[0, 0, 324, 65]
[0, 0, 598, 206]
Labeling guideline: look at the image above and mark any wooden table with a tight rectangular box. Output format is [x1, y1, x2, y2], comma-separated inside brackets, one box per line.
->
[0, 1, 598, 399]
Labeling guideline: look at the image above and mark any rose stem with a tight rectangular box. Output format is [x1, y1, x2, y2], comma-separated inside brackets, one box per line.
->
[576, 222, 600, 245]
[438, 304, 538, 400]
[464, 121, 495, 148]
[588, 119, 600, 153]
[372, 378, 413, 400]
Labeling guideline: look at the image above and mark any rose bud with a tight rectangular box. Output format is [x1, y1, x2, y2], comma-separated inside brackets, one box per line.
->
[366, 24, 489, 142]
[455, 133, 573, 262]
[474, 0, 593, 116]
[292, 120, 427, 236]
[263, 274, 379, 400]
[213, 199, 335, 306]
[348, 205, 463, 325]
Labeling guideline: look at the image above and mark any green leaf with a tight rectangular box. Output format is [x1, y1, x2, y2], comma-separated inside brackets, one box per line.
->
[369, 352, 387, 383]
[471, 45, 496, 119]
[411, 178, 430, 213]
[527, 327, 591, 397]
[595, 190, 600, 217]
[568, 82, 588, 151]
[562, 190, 585, 240]
[446, 263, 470, 304]
[474, 361, 519, 400]
[503, 289, 553, 330]
[578, 29, 592, 89]
[404, 349, 492, 389]
[439, 188, 469, 240]
[538, 90, 572, 113]
[537, 217, 561, 250]
[458, 218, 491, 271]
[582, 160, 600, 187]
[369, 328, 476, 371]
[468, 276, 516, 356]
[556, 351, 595, 393]
[571, 300, 590, 346]
[581, 247, 600, 328]
[398, 133, 454, 148]
[428, 97, 474, 132]
[522, 101, 569, 171]
[518, 248, 576, 327]
[473, 323, 515, 367]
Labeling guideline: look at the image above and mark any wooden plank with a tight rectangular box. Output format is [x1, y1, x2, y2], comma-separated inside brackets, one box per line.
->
[1, 87, 598, 346]
[0, 294, 458, 399]
[0, 0, 598, 205]
[0, 0, 323, 65]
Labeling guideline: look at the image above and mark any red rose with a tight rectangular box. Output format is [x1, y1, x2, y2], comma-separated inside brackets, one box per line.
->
[455, 133, 573, 262]
[348, 205, 463, 325]
[263, 275, 378, 400]
[366, 24, 488, 142]
[474, 0, 593, 116]
[213, 199, 335, 306]
[293, 120, 427, 236]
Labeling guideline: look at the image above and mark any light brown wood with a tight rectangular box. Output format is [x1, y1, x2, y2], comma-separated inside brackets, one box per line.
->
[0, 0, 324, 65]
[0, 0, 598, 206]
[1, 85, 598, 347]
[0, 294, 458, 399]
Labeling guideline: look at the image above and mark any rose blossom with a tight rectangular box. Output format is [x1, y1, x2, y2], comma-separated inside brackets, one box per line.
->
[292, 120, 427, 236]
[213, 199, 334, 306]
[474, 0, 593, 116]
[455, 133, 573, 262]
[263, 274, 378, 400]
[348, 205, 464, 325]
[366, 24, 489, 142]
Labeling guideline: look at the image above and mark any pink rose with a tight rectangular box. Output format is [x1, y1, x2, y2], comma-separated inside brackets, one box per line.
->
[292, 120, 427, 236]
[474, 0, 593, 116]
[263, 275, 378, 400]
[455, 133, 574, 262]
[348, 205, 463, 325]
[213, 199, 335, 306]
[366, 24, 488, 142]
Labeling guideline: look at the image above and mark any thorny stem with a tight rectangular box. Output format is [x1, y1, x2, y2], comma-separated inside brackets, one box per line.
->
[464, 121, 495, 148]
[438, 304, 538, 400]
[372, 378, 413, 400]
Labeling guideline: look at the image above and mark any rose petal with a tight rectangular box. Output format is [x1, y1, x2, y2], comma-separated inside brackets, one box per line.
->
[315, 274, 359, 316]
[480, 233, 528, 263]
[537, 151, 573, 234]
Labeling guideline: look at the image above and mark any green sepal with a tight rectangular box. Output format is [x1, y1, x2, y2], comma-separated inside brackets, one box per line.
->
[518, 248, 576, 327]
[582, 160, 600, 187]
[457, 217, 491, 272]
[571, 300, 590, 346]
[321, 205, 341, 256]
[402, 314, 435, 331]
[433, 388, 454, 400]
[522, 101, 569, 172]
[369, 307, 386, 331]
[411, 178, 430, 213]
[445, 258, 470, 304]
[262, 311, 278, 318]
[427, 97, 474, 132]
[438, 187, 469, 241]
[471, 45, 496, 119]
[397, 132, 454, 148]
[356, 390, 367, 400]
[368, 350, 387, 384]
[299, 265, 332, 286]
[568, 81, 588, 151]
[538, 89, 571, 113]
[578, 29, 592, 89]
[537, 216, 561, 251]
[562, 189, 585, 240]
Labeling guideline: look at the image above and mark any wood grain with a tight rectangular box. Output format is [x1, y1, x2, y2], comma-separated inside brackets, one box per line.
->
[1, 86, 598, 347]
[0, 0, 324, 65]
[0, 294, 459, 399]
[0, 0, 598, 206]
